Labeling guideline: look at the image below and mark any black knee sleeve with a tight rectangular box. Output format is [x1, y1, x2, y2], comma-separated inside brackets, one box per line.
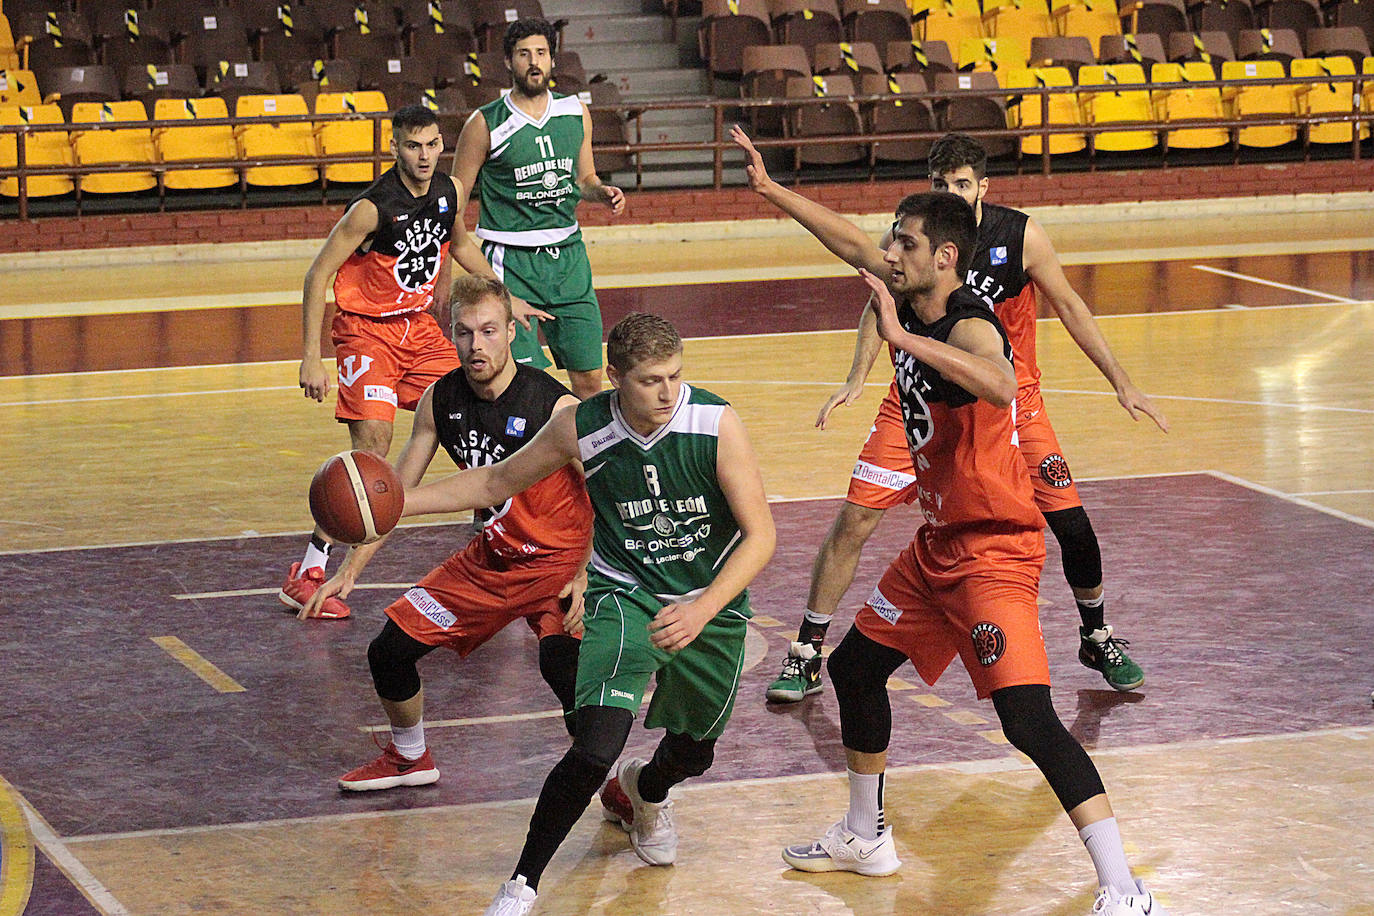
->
[992, 685, 1105, 811]
[1044, 506, 1103, 590]
[367, 619, 434, 703]
[538, 634, 580, 735]
[830, 626, 909, 755]
[653, 732, 716, 780]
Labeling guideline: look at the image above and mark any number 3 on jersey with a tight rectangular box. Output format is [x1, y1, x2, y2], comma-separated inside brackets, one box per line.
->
[644, 464, 661, 497]
[535, 134, 555, 159]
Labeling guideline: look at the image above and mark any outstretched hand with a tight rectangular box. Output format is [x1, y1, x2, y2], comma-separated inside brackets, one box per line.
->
[730, 124, 772, 194]
[816, 377, 866, 429]
[857, 268, 902, 346]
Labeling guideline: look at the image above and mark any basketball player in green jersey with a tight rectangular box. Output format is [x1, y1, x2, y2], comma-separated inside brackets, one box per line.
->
[400, 313, 775, 916]
[449, 17, 626, 402]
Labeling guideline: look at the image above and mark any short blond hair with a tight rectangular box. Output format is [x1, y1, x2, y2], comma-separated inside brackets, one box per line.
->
[606, 312, 682, 372]
[449, 276, 513, 336]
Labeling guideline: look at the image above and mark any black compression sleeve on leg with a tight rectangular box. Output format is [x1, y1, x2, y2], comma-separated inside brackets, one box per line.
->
[636, 732, 716, 803]
[513, 706, 634, 890]
[367, 619, 435, 703]
[1044, 506, 1103, 591]
[538, 634, 580, 737]
[992, 684, 1105, 812]
[830, 626, 909, 755]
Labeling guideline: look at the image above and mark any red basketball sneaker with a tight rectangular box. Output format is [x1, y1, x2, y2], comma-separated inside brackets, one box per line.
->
[278, 562, 351, 619]
[338, 742, 440, 791]
[600, 772, 634, 829]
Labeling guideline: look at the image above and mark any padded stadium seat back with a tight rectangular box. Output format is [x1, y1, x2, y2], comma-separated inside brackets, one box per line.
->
[841, 0, 913, 46]
[785, 72, 867, 164]
[1121, 0, 1187, 44]
[1263, 0, 1320, 46]
[743, 43, 811, 133]
[121, 62, 199, 108]
[586, 79, 635, 176]
[699, 0, 773, 77]
[1236, 28, 1302, 64]
[174, 7, 251, 70]
[472, 1, 556, 52]
[1221, 58, 1298, 145]
[0, 102, 74, 197]
[1029, 35, 1095, 74]
[152, 95, 239, 190]
[398, 0, 476, 58]
[207, 60, 282, 112]
[1305, 26, 1370, 65]
[1194, 0, 1255, 45]
[1332, 1, 1374, 53]
[932, 70, 1016, 155]
[358, 54, 435, 106]
[1005, 64, 1084, 153]
[36, 63, 119, 119]
[235, 92, 319, 186]
[279, 58, 361, 99]
[251, 2, 327, 65]
[883, 37, 955, 73]
[813, 39, 884, 75]
[1098, 32, 1166, 67]
[549, 50, 587, 95]
[92, 6, 175, 71]
[69, 98, 157, 193]
[1149, 60, 1231, 146]
[861, 70, 935, 162]
[1166, 29, 1236, 68]
[769, 0, 844, 52]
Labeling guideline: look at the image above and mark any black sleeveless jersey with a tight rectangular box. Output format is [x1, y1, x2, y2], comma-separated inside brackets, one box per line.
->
[333, 167, 458, 317]
[964, 202, 1030, 307]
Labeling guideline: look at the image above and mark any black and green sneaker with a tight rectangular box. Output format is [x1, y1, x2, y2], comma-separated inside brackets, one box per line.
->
[765, 641, 823, 703]
[1078, 625, 1144, 692]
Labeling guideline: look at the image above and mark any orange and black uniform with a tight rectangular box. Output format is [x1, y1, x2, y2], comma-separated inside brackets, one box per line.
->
[854, 287, 1051, 698]
[331, 167, 462, 423]
[385, 364, 592, 654]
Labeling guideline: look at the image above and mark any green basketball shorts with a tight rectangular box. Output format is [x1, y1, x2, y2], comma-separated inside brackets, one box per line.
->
[575, 575, 751, 741]
[482, 239, 603, 373]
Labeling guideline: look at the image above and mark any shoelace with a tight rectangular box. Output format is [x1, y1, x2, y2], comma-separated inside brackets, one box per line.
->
[779, 651, 816, 681]
[1098, 636, 1132, 667]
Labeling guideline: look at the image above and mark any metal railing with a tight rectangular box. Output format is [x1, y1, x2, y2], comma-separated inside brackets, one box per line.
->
[1, 73, 1370, 219]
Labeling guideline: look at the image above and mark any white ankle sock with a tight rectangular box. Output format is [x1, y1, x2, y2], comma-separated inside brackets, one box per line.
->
[803, 609, 834, 626]
[390, 721, 426, 760]
[300, 540, 330, 574]
[1079, 816, 1135, 895]
[846, 769, 884, 841]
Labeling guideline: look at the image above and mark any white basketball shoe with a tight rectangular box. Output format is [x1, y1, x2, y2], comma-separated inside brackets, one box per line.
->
[482, 875, 536, 916]
[781, 817, 901, 877]
[1092, 880, 1169, 915]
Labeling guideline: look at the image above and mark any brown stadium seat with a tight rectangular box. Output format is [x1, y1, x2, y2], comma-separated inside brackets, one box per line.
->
[279, 59, 361, 101]
[1332, 0, 1374, 53]
[932, 70, 1016, 157]
[812, 40, 884, 76]
[413, 85, 468, 149]
[315, 0, 404, 61]
[1029, 35, 1097, 74]
[549, 50, 588, 96]
[70, 99, 158, 194]
[840, 0, 913, 47]
[398, 0, 476, 57]
[35, 63, 120, 120]
[472, 1, 566, 52]
[882, 37, 955, 74]
[586, 80, 637, 177]
[1193, 0, 1255, 47]
[785, 73, 867, 166]
[0, 102, 75, 197]
[699, 0, 773, 85]
[768, 0, 844, 52]
[1119, 0, 1188, 45]
[446, 50, 509, 106]
[357, 55, 436, 105]
[1166, 30, 1237, 71]
[1305, 26, 1370, 65]
[742, 43, 811, 134]
[121, 63, 200, 110]
[171, 7, 252, 72]
[152, 96, 239, 191]
[1263, 0, 1321, 47]
[1235, 28, 1303, 65]
[14, 9, 95, 71]
[860, 70, 937, 163]
[206, 60, 283, 113]
[1098, 32, 1167, 68]
[249, 2, 327, 67]
[91, 6, 174, 72]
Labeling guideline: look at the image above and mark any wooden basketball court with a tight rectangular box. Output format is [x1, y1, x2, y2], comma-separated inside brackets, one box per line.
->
[1, 192, 1371, 915]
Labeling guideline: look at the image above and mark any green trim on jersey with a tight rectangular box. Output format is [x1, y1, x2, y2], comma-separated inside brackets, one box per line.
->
[575, 384, 748, 609]
[475, 91, 584, 248]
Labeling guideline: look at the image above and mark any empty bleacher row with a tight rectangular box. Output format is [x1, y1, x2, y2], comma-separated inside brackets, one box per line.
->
[696, 0, 1373, 165]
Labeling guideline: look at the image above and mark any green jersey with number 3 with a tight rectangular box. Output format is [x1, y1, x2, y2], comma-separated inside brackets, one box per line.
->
[576, 384, 748, 607]
[475, 91, 584, 248]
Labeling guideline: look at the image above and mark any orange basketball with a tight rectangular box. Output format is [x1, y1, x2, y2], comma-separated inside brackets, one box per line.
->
[308, 450, 404, 545]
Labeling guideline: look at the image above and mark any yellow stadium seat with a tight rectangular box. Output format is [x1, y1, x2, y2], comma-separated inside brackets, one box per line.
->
[0, 103, 74, 197]
[1005, 65, 1085, 153]
[912, 0, 985, 49]
[983, 0, 1055, 47]
[314, 90, 391, 184]
[152, 97, 238, 190]
[1052, 0, 1122, 51]
[1077, 63, 1157, 149]
[0, 15, 20, 70]
[234, 93, 318, 186]
[1291, 57, 1368, 143]
[958, 35, 1029, 72]
[1151, 61, 1231, 148]
[1222, 59, 1298, 146]
[69, 100, 156, 194]
[1364, 57, 1374, 114]
[0, 67, 39, 106]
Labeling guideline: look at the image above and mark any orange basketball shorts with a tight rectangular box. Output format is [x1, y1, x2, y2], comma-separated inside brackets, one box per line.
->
[385, 537, 585, 656]
[846, 383, 919, 510]
[331, 309, 460, 423]
[855, 527, 1049, 699]
[1015, 385, 1083, 515]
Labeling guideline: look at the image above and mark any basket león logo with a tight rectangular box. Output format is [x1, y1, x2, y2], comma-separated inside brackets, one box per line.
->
[391, 217, 445, 292]
[1039, 453, 1073, 488]
[971, 622, 1006, 666]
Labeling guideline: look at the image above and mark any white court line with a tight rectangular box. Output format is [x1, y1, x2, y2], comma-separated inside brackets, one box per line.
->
[358, 709, 567, 732]
[1190, 264, 1360, 304]
[1205, 470, 1374, 531]
[0, 385, 297, 408]
[1042, 387, 1374, 416]
[60, 723, 1374, 846]
[173, 583, 416, 600]
[1291, 488, 1374, 496]
[20, 797, 129, 915]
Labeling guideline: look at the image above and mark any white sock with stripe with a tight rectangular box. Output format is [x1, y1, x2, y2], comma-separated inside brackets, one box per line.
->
[390, 721, 426, 760]
[845, 769, 884, 841]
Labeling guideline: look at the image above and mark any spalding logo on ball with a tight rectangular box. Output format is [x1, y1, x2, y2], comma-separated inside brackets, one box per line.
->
[309, 450, 404, 545]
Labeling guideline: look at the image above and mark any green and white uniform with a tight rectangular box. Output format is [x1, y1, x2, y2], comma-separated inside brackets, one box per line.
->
[574, 383, 752, 740]
[476, 90, 601, 372]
